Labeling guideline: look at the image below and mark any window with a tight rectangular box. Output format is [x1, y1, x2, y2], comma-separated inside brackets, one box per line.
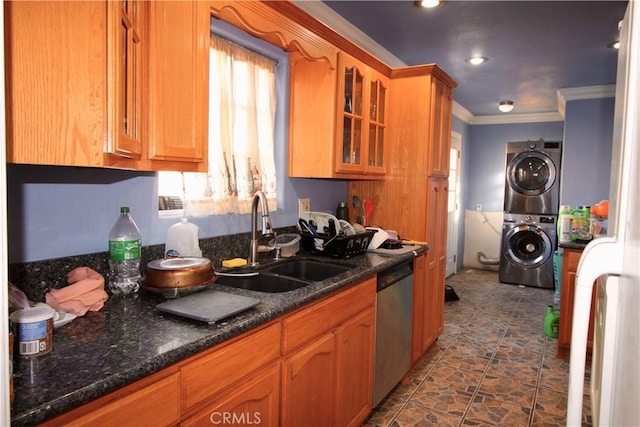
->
[159, 33, 278, 216]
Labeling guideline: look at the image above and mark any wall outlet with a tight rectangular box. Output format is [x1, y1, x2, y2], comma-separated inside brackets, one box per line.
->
[476, 204, 482, 211]
[298, 198, 310, 217]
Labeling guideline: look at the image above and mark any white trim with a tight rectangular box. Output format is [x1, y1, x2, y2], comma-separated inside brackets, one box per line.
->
[469, 111, 564, 125]
[452, 102, 474, 124]
[557, 84, 617, 117]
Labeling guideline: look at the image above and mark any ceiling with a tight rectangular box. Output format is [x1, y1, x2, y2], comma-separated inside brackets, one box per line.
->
[294, 0, 628, 121]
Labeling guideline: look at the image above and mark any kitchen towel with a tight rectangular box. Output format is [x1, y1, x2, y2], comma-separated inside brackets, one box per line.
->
[45, 267, 109, 316]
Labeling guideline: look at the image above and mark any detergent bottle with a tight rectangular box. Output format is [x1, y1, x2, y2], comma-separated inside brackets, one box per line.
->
[558, 205, 574, 244]
[544, 305, 560, 338]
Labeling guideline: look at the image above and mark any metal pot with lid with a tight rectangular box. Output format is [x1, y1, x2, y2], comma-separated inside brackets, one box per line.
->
[144, 257, 216, 298]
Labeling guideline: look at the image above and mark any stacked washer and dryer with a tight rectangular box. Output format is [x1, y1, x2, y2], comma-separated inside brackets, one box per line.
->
[499, 140, 562, 289]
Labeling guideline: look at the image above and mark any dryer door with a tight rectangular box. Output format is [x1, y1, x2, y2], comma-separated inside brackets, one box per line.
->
[507, 151, 557, 196]
[504, 224, 553, 268]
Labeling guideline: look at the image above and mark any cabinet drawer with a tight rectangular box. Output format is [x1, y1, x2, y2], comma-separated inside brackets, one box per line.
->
[181, 322, 281, 410]
[181, 363, 281, 427]
[282, 277, 375, 354]
[43, 372, 180, 427]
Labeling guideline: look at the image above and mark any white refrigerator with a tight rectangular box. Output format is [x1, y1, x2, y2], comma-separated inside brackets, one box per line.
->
[567, 1, 640, 426]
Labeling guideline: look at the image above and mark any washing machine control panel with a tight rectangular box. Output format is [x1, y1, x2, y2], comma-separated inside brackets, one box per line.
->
[539, 216, 555, 224]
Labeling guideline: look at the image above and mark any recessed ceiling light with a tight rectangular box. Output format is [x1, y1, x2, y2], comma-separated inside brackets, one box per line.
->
[498, 101, 514, 113]
[414, 0, 443, 9]
[608, 41, 620, 49]
[465, 56, 488, 65]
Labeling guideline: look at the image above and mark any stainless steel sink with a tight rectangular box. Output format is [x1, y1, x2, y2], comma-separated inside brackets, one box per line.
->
[216, 259, 355, 293]
[262, 259, 353, 282]
[216, 274, 311, 293]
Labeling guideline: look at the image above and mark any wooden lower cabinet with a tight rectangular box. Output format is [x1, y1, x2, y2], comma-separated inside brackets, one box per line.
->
[336, 307, 376, 427]
[281, 278, 376, 427]
[558, 247, 596, 359]
[41, 370, 181, 427]
[282, 331, 337, 426]
[181, 363, 281, 427]
[40, 279, 377, 426]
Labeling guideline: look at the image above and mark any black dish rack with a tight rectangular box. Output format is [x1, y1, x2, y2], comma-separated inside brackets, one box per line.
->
[299, 230, 376, 259]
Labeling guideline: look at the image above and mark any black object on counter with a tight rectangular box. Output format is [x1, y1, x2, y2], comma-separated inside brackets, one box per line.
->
[336, 202, 350, 222]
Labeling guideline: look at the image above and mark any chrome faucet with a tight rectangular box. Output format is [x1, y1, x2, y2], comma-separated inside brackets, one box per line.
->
[249, 190, 275, 266]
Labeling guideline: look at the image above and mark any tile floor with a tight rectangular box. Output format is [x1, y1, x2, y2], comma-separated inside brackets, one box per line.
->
[365, 269, 592, 427]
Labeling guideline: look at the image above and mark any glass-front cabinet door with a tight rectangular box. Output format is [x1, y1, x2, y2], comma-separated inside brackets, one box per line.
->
[335, 52, 387, 176]
[337, 55, 365, 173]
[366, 75, 387, 174]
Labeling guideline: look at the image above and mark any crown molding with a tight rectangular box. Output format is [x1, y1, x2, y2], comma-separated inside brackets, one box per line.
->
[556, 85, 616, 117]
[452, 102, 474, 123]
[291, 0, 406, 68]
[469, 112, 564, 125]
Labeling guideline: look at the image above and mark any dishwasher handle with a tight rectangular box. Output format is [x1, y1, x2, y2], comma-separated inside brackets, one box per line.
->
[377, 260, 413, 292]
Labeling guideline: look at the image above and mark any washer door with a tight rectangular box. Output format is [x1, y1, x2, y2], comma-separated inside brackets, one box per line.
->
[507, 151, 557, 196]
[504, 224, 552, 268]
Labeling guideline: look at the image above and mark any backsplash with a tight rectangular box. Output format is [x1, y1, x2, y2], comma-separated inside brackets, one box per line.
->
[9, 226, 297, 302]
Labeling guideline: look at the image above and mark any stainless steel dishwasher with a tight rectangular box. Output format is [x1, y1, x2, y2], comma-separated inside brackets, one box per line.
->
[373, 258, 414, 407]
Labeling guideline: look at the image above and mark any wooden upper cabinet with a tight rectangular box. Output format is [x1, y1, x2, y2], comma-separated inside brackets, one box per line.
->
[428, 78, 453, 177]
[335, 52, 388, 177]
[107, 0, 145, 162]
[4, 1, 118, 168]
[146, 0, 209, 171]
[5, 0, 208, 171]
[287, 50, 338, 179]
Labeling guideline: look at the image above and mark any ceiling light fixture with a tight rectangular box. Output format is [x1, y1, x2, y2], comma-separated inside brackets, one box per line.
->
[414, 0, 443, 9]
[498, 101, 514, 113]
[465, 56, 488, 65]
[608, 41, 620, 49]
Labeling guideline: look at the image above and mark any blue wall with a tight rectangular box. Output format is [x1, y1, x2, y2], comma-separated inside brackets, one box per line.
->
[466, 122, 565, 213]
[6, 167, 347, 263]
[561, 97, 615, 206]
[6, 17, 350, 263]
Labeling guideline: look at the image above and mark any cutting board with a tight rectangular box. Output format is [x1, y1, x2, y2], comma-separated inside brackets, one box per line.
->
[157, 290, 260, 324]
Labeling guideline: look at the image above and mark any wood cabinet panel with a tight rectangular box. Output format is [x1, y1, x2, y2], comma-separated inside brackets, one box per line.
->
[107, 0, 146, 161]
[4, 1, 112, 168]
[281, 331, 337, 427]
[181, 363, 280, 427]
[336, 307, 375, 427]
[288, 51, 338, 178]
[181, 322, 281, 411]
[5, 0, 208, 171]
[282, 278, 375, 354]
[411, 254, 427, 365]
[558, 248, 595, 358]
[428, 80, 453, 177]
[282, 277, 376, 427]
[146, 0, 208, 170]
[41, 370, 180, 427]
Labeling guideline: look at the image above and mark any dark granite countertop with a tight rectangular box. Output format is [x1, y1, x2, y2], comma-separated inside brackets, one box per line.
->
[559, 241, 589, 250]
[10, 247, 425, 425]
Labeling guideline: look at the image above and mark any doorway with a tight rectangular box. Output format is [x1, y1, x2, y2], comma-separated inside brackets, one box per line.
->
[446, 132, 461, 277]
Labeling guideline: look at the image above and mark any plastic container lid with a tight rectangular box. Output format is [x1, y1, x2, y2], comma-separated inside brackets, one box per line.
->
[10, 306, 55, 323]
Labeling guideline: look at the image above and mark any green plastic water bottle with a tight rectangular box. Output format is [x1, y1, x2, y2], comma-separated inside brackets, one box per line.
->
[544, 305, 560, 338]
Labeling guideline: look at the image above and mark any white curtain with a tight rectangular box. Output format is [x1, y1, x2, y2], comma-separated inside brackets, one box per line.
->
[184, 35, 277, 216]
